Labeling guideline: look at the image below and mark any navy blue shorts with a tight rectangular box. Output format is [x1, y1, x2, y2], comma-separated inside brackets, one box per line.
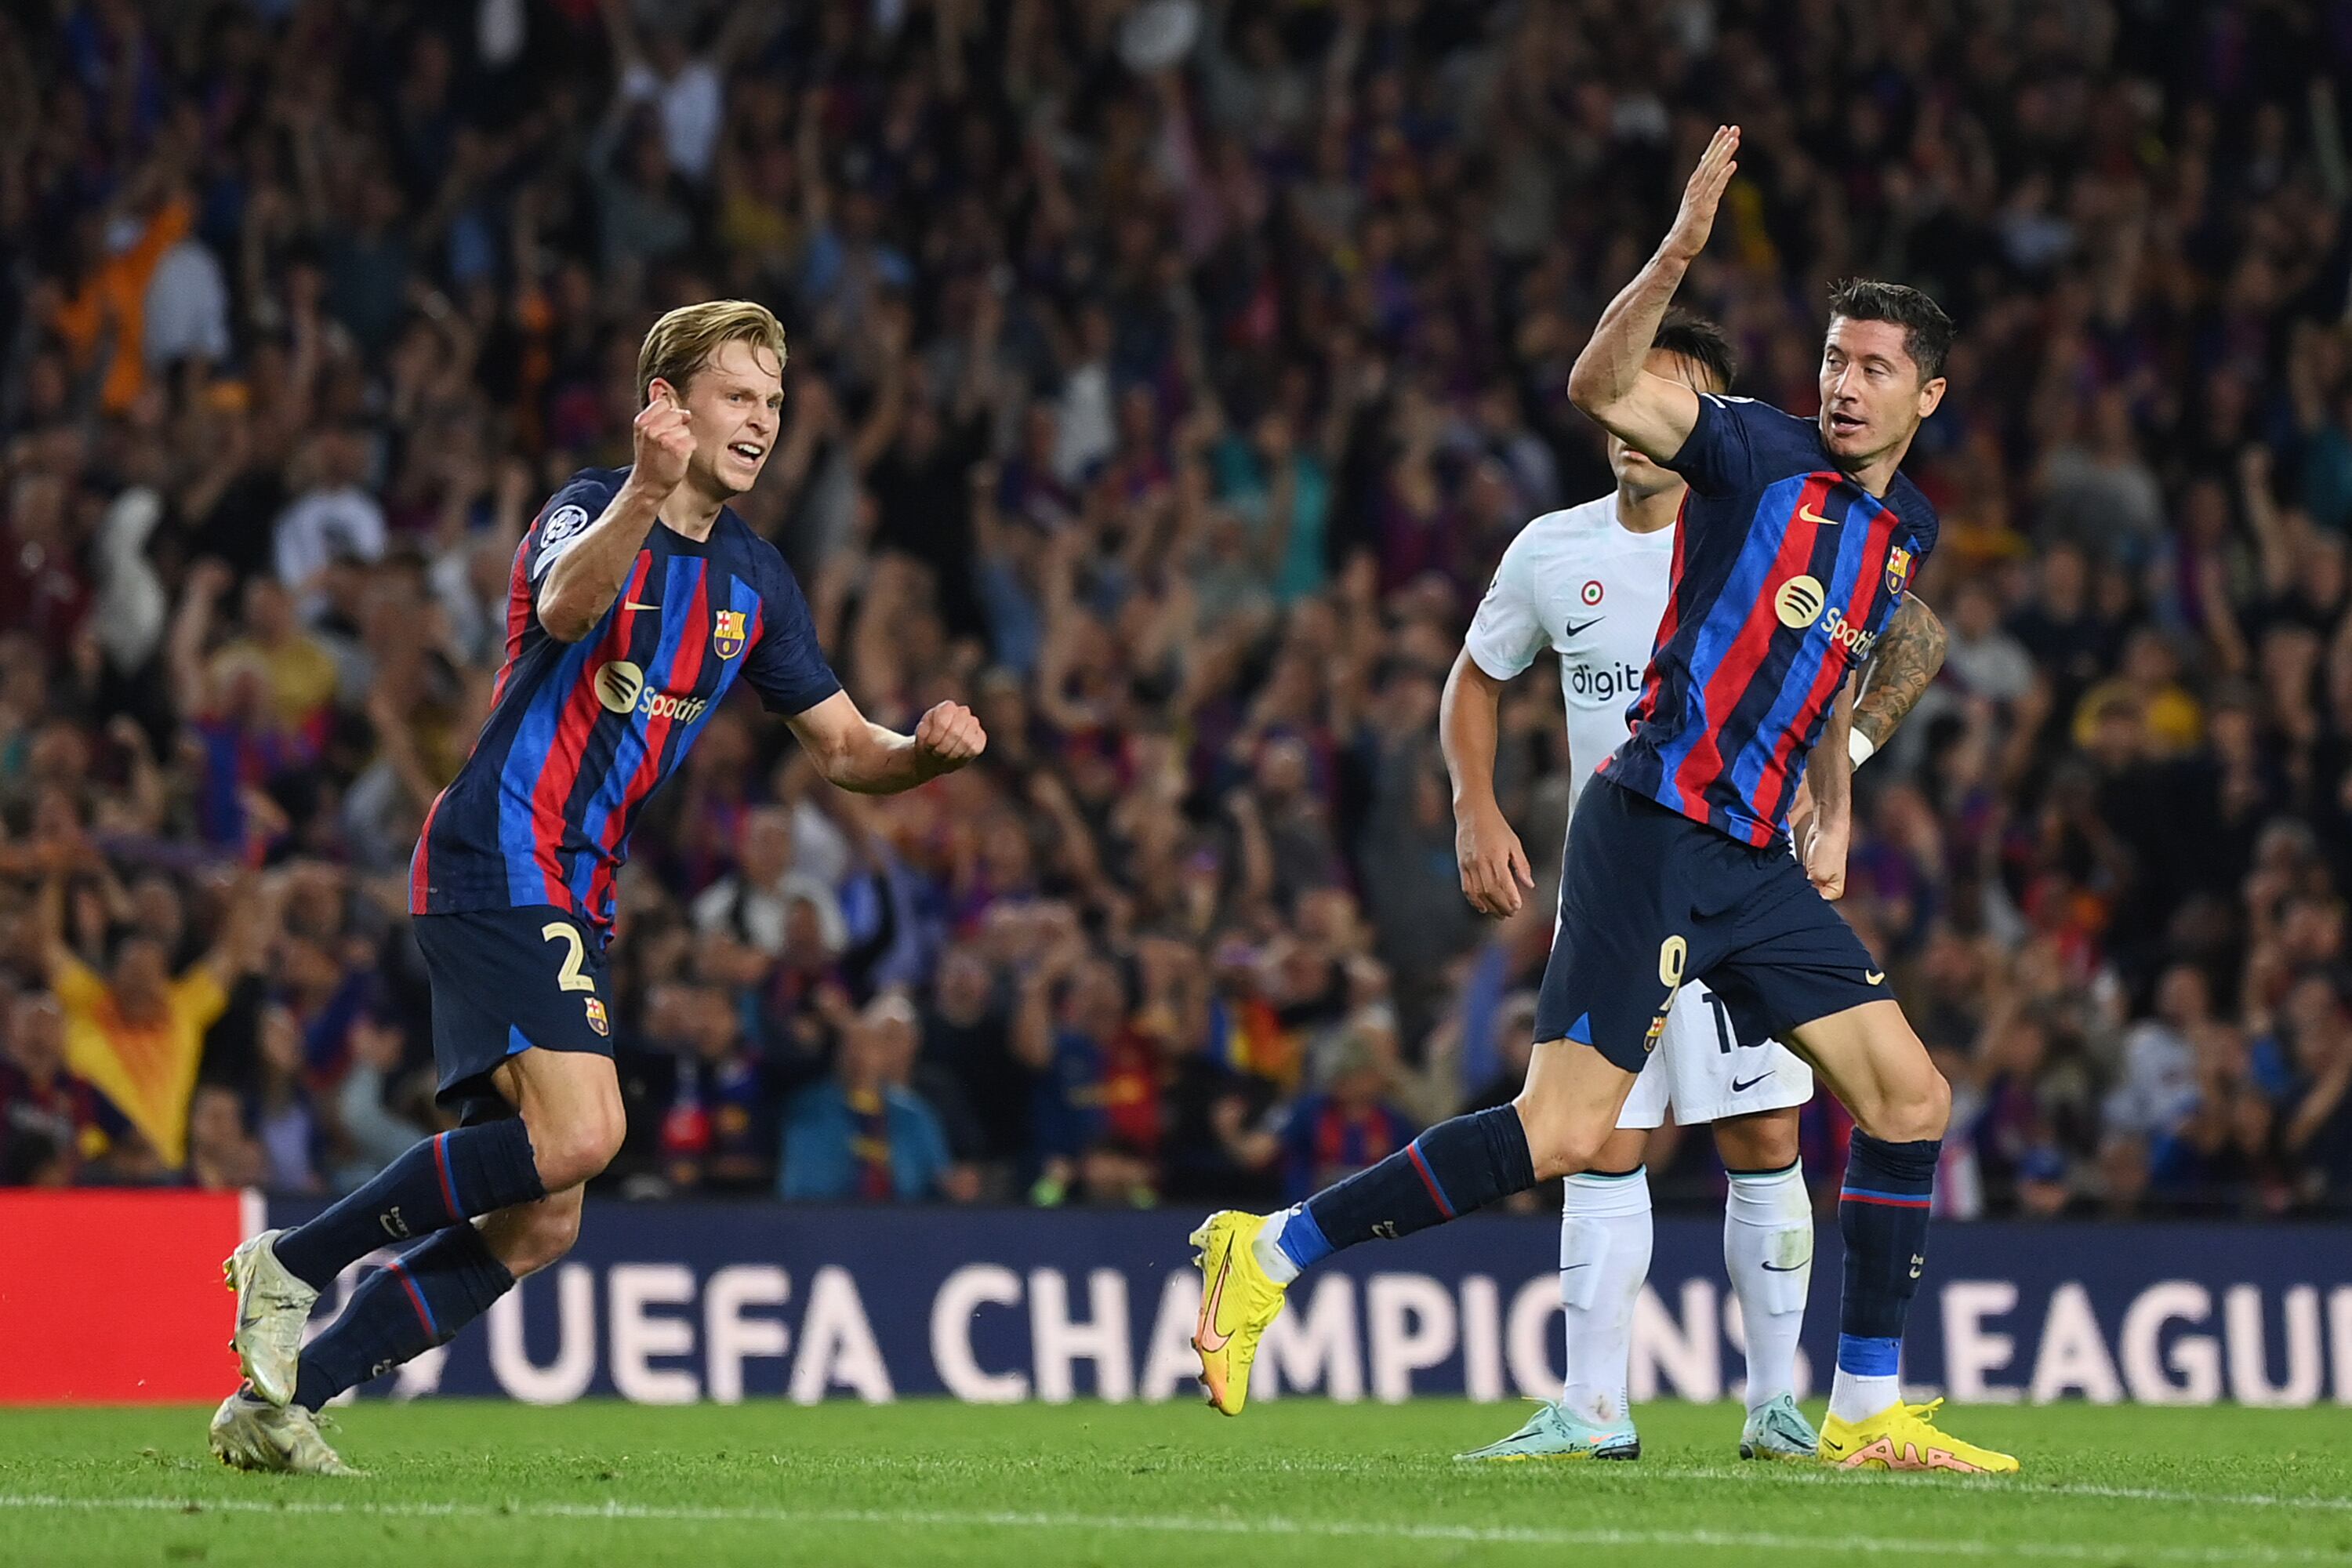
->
[413, 906, 614, 1123]
[1537, 777, 1888, 1073]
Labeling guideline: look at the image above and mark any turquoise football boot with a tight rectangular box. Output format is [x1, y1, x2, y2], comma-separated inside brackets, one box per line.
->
[1739, 1392, 1821, 1461]
[1455, 1399, 1640, 1462]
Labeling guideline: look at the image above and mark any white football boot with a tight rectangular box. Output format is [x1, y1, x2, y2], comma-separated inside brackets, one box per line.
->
[208, 1390, 361, 1476]
[223, 1229, 318, 1408]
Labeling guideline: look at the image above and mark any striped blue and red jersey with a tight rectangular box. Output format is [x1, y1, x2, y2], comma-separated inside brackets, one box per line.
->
[1600, 394, 1936, 846]
[408, 467, 840, 938]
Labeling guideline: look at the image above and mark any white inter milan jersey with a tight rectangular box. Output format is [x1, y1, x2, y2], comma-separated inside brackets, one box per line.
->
[1466, 495, 1813, 1130]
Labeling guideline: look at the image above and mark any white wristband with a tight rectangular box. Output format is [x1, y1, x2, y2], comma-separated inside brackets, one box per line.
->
[1849, 729, 1878, 768]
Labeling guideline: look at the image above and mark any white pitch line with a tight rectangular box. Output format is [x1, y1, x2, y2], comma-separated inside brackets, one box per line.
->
[0, 1493, 2341, 1563]
[811, 1449, 2352, 1515]
[1635, 1463, 2352, 1513]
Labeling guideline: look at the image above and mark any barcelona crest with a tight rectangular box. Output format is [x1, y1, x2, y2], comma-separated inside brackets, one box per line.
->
[584, 997, 610, 1036]
[1885, 544, 1913, 597]
[713, 608, 748, 660]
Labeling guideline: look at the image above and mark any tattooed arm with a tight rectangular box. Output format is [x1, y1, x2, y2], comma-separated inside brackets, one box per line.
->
[1853, 593, 1948, 756]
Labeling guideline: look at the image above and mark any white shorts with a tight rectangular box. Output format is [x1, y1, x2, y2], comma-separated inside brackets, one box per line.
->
[1616, 977, 1813, 1130]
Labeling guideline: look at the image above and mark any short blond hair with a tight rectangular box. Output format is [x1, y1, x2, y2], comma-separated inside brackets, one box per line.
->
[636, 299, 788, 405]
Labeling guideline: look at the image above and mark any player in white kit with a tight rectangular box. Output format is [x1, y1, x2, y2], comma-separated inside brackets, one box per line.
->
[1442, 311, 1942, 1462]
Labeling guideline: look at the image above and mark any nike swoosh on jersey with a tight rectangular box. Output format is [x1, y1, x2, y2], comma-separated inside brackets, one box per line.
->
[1798, 502, 1838, 526]
[1866, 970, 1886, 985]
[1563, 616, 1603, 637]
[623, 600, 660, 612]
[1760, 1261, 1804, 1272]
[1730, 1073, 1775, 1094]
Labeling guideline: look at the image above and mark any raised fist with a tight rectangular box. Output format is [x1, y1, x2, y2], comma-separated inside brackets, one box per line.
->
[632, 387, 695, 494]
[913, 701, 988, 775]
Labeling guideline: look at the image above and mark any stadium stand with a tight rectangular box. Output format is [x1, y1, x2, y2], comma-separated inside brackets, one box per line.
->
[2, 0, 2350, 1221]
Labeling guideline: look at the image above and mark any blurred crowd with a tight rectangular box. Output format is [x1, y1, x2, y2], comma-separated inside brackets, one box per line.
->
[4, 0, 2352, 1220]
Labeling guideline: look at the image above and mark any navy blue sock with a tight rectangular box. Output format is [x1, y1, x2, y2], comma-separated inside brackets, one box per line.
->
[292, 1224, 515, 1411]
[1302, 1105, 1535, 1255]
[275, 1121, 544, 1290]
[1836, 1132, 1940, 1371]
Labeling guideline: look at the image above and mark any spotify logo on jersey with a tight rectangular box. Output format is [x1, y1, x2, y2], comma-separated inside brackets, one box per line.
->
[1775, 575, 1826, 628]
[592, 659, 709, 724]
[596, 659, 646, 713]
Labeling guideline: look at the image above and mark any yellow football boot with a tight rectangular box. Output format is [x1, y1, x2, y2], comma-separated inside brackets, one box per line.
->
[1189, 1211, 1289, 1415]
[1818, 1397, 2018, 1474]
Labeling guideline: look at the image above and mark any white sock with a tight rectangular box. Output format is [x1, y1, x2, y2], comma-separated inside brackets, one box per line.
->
[1252, 1207, 1302, 1285]
[1723, 1160, 1813, 1413]
[1558, 1168, 1652, 1425]
[1829, 1366, 1901, 1424]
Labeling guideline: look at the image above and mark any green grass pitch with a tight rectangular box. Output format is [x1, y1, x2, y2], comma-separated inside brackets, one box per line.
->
[3, 1399, 2347, 1566]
